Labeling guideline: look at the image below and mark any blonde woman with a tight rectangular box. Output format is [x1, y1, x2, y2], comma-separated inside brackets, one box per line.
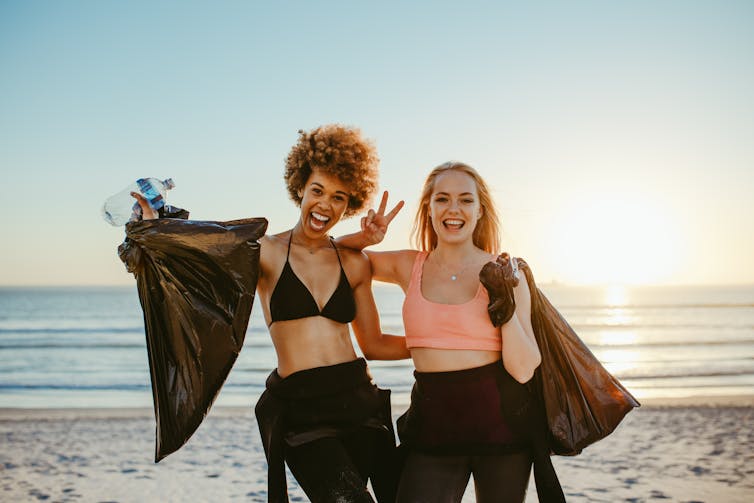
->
[342, 161, 542, 502]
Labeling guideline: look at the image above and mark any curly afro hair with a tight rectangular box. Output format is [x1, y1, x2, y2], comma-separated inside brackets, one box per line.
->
[284, 124, 379, 218]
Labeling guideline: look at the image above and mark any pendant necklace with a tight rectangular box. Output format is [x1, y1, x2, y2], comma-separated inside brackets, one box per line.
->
[450, 266, 470, 281]
[431, 255, 474, 281]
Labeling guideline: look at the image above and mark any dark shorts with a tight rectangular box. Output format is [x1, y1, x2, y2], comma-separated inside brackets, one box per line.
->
[397, 360, 526, 455]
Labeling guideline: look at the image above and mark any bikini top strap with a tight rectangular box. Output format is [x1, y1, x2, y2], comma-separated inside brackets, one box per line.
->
[286, 231, 293, 260]
[330, 237, 345, 270]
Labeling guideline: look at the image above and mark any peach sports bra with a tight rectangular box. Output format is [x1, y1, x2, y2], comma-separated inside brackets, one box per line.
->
[402, 252, 502, 351]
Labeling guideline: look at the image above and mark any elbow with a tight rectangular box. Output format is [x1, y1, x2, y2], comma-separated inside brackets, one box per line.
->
[532, 350, 542, 372]
[510, 353, 541, 384]
[361, 347, 380, 361]
[511, 368, 535, 384]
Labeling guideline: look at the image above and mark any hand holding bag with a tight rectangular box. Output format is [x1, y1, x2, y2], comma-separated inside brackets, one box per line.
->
[480, 255, 640, 456]
[479, 252, 520, 326]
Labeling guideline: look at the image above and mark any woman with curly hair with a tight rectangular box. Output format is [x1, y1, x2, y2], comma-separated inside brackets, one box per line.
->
[135, 124, 408, 503]
[340, 161, 544, 502]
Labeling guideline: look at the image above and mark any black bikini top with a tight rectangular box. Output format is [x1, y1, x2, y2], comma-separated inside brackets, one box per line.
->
[268, 233, 356, 326]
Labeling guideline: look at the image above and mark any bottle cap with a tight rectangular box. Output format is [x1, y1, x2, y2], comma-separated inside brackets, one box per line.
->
[163, 178, 175, 190]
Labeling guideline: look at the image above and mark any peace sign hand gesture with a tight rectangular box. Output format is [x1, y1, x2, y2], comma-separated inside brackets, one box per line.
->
[359, 191, 404, 247]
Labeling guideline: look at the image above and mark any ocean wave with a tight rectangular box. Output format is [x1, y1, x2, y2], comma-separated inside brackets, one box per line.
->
[0, 343, 145, 350]
[0, 327, 142, 334]
[573, 323, 754, 330]
[611, 368, 754, 380]
[0, 383, 150, 391]
[0, 341, 278, 350]
[588, 339, 754, 348]
[557, 303, 754, 309]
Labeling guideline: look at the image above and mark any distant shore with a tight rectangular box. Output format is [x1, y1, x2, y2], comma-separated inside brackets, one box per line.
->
[2, 395, 753, 502]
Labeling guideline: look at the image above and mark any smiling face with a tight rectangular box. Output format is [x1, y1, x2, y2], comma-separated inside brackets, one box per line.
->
[428, 169, 483, 246]
[296, 168, 351, 238]
[413, 162, 501, 253]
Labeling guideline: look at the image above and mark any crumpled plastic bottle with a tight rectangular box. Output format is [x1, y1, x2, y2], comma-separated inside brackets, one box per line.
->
[101, 178, 175, 226]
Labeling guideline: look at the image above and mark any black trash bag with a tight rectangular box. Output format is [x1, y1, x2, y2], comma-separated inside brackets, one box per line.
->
[118, 212, 268, 461]
[480, 256, 639, 456]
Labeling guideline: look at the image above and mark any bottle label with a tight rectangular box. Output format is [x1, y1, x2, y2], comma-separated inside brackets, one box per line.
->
[137, 178, 165, 210]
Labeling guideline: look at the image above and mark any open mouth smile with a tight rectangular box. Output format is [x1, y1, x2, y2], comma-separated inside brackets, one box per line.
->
[309, 211, 331, 231]
[443, 218, 465, 230]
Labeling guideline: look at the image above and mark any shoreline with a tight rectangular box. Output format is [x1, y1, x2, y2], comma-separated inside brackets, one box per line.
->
[2, 393, 754, 421]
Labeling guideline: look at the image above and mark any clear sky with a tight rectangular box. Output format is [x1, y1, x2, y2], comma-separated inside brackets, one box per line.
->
[1, 1, 752, 286]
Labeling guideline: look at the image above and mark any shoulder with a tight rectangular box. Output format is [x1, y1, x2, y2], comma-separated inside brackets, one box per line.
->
[471, 251, 498, 275]
[482, 252, 497, 264]
[337, 246, 384, 276]
[337, 246, 370, 266]
[336, 247, 372, 287]
[370, 249, 421, 275]
[371, 249, 421, 264]
[260, 232, 290, 253]
[259, 232, 290, 271]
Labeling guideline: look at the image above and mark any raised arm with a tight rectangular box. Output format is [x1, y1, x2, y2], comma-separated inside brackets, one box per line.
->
[363, 249, 417, 289]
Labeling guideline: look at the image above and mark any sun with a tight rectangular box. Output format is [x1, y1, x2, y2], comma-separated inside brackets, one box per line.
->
[549, 192, 682, 285]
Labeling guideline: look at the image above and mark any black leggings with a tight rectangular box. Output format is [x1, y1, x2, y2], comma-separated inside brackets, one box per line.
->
[285, 428, 395, 503]
[395, 450, 532, 503]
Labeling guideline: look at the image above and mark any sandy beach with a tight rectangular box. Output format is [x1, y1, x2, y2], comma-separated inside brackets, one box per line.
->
[1, 397, 753, 503]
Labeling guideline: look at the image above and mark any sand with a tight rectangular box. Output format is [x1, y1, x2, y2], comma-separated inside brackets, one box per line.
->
[1, 398, 753, 502]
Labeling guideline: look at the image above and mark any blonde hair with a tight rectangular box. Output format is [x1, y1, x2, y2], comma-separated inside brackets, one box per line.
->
[411, 161, 501, 254]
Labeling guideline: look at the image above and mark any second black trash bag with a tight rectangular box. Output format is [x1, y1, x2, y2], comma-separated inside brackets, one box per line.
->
[119, 215, 268, 461]
[480, 256, 639, 456]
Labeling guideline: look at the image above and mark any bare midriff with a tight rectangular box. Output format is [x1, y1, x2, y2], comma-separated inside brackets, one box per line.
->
[269, 316, 358, 378]
[410, 347, 501, 372]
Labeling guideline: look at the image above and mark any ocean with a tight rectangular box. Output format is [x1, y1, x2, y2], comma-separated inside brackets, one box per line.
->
[0, 283, 752, 409]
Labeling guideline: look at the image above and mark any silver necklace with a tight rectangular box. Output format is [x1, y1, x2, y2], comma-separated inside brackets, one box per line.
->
[430, 256, 475, 281]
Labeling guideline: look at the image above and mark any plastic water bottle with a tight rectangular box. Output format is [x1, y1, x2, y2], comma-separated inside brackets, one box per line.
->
[101, 178, 175, 226]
